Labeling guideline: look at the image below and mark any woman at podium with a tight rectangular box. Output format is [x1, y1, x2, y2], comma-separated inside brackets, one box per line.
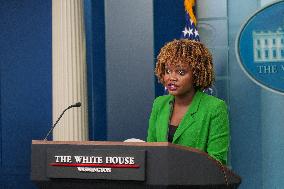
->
[147, 39, 229, 165]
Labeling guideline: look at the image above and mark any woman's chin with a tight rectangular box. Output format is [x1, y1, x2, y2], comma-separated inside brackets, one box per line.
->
[168, 90, 178, 96]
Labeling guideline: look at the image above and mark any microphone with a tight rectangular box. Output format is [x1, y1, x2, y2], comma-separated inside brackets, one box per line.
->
[43, 102, 81, 140]
[69, 102, 81, 108]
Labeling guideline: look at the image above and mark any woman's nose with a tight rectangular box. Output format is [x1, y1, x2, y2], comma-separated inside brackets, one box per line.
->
[169, 73, 177, 81]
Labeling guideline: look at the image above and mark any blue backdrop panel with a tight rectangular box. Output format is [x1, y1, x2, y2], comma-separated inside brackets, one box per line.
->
[0, 0, 52, 188]
[153, 0, 184, 97]
[85, 0, 107, 141]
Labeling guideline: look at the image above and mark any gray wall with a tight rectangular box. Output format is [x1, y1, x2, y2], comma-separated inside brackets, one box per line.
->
[105, 0, 154, 141]
[196, 0, 229, 103]
[229, 0, 284, 188]
[228, 0, 262, 188]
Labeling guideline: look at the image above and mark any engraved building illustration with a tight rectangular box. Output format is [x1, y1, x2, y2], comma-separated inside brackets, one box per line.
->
[253, 27, 284, 63]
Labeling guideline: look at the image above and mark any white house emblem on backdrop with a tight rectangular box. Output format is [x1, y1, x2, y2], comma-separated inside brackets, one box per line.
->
[236, 1, 284, 95]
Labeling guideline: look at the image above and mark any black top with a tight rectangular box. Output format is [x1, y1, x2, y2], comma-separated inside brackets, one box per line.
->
[168, 124, 178, 143]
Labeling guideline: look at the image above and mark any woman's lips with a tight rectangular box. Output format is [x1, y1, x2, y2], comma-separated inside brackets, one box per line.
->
[167, 83, 177, 91]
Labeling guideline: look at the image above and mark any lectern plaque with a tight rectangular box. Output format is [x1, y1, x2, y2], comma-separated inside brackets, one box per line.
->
[46, 148, 146, 181]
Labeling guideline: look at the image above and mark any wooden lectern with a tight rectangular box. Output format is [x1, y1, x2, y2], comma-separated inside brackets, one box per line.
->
[31, 140, 241, 189]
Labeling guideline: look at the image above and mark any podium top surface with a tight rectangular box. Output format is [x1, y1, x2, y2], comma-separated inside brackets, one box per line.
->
[32, 140, 206, 154]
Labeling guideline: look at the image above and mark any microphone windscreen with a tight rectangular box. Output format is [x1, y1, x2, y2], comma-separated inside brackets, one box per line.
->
[74, 102, 81, 107]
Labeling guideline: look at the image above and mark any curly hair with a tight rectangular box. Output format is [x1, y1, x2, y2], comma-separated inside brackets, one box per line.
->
[155, 39, 214, 90]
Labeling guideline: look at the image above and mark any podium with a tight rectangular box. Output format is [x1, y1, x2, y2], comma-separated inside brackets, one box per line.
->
[31, 140, 241, 189]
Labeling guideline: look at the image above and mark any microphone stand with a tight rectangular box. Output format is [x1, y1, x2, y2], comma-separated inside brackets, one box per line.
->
[43, 102, 81, 141]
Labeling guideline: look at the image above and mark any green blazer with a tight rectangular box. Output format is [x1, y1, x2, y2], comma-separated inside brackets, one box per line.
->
[147, 90, 230, 164]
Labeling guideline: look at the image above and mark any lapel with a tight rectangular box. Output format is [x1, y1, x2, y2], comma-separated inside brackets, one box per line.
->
[172, 90, 203, 142]
[158, 95, 174, 141]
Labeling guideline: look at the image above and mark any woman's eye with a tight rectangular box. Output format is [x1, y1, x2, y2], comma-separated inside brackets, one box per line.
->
[165, 69, 171, 74]
[178, 70, 186, 76]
